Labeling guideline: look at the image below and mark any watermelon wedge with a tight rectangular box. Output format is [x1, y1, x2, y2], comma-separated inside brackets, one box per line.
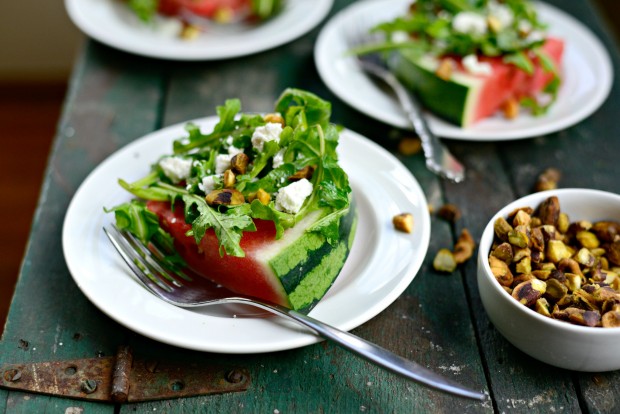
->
[389, 38, 564, 127]
[148, 200, 358, 311]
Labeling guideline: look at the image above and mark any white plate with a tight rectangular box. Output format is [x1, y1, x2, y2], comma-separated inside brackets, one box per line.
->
[65, 0, 333, 60]
[315, 0, 613, 140]
[62, 116, 430, 353]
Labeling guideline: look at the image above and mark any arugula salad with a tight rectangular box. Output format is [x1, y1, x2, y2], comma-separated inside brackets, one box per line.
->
[358, 0, 562, 119]
[106, 89, 352, 259]
[126, 0, 283, 39]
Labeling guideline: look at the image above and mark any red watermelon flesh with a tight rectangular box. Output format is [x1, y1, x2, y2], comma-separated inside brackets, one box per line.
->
[147, 200, 290, 307]
[470, 37, 564, 124]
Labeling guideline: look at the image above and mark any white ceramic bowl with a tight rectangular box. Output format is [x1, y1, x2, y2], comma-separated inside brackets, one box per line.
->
[477, 188, 620, 372]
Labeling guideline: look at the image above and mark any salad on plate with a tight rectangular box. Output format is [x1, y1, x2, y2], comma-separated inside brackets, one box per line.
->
[357, 0, 564, 127]
[106, 89, 357, 312]
[125, 0, 283, 39]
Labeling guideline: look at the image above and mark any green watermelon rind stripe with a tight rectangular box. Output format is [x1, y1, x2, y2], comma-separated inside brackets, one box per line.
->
[390, 51, 483, 127]
[267, 203, 358, 310]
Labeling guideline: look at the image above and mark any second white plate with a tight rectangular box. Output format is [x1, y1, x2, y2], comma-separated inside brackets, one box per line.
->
[62, 116, 431, 353]
[315, 0, 613, 140]
[66, 0, 333, 60]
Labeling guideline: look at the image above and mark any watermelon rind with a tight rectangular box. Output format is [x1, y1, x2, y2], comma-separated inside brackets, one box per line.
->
[389, 50, 483, 127]
[260, 202, 358, 311]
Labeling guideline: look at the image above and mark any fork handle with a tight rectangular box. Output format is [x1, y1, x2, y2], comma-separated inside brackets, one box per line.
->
[231, 298, 484, 400]
[386, 75, 466, 183]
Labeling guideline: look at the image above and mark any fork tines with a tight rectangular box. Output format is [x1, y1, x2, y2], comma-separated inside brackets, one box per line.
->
[103, 225, 188, 294]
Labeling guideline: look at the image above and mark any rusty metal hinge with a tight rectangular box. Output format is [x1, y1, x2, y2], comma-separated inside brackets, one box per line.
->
[0, 346, 250, 403]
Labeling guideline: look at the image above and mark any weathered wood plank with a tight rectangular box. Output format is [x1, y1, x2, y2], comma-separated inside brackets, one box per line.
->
[0, 41, 167, 412]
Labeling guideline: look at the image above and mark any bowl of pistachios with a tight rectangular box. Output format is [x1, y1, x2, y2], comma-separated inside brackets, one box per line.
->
[477, 188, 620, 372]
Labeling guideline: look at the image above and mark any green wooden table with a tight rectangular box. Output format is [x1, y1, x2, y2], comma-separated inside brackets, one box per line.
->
[2, 0, 620, 412]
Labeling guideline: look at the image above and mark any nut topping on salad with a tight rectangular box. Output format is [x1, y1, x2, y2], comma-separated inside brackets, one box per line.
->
[106, 89, 353, 258]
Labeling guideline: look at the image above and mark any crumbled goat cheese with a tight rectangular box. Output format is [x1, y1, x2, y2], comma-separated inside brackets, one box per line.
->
[159, 156, 192, 183]
[251, 122, 283, 152]
[462, 54, 492, 76]
[488, 1, 514, 29]
[228, 145, 244, 156]
[225, 135, 234, 146]
[390, 31, 409, 44]
[272, 149, 285, 168]
[526, 30, 545, 43]
[215, 154, 232, 174]
[518, 19, 532, 35]
[275, 179, 313, 214]
[453, 12, 487, 36]
[199, 175, 217, 193]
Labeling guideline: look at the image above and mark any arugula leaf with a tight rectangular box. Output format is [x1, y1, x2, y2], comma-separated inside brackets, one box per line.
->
[105, 200, 160, 244]
[275, 89, 332, 131]
[127, 0, 159, 22]
[182, 194, 255, 257]
[251, 0, 283, 20]
[250, 200, 295, 239]
[307, 208, 348, 245]
[503, 51, 534, 75]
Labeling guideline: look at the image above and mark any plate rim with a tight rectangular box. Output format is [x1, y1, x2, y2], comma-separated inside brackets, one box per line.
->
[65, 0, 334, 60]
[62, 116, 431, 353]
[314, 0, 613, 141]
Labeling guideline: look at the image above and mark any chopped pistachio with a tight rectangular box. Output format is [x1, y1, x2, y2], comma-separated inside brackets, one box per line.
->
[602, 311, 620, 328]
[515, 257, 532, 275]
[558, 258, 584, 277]
[508, 229, 529, 248]
[255, 188, 271, 206]
[576, 231, 600, 249]
[530, 227, 545, 251]
[512, 273, 535, 288]
[491, 242, 514, 264]
[545, 278, 568, 302]
[553, 307, 601, 327]
[557, 213, 570, 234]
[591, 221, 620, 243]
[502, 98, 519, 120]
[535, 298, 552, 317]
[437, 204, 461, 222]
[433, 249, 457, 273]
[393, 213, 414, 234]
[398, 137, 422, 156]
[494, 217, 513, 242]
[205, 189, 245, 206]
[513, 246, 531, 263]
[512, 279, 546, 307]
[263, 113, 285, 126]
[608, 241, 620, 266]
[575, 248, 596, 268]
[534, 168, 561, 192]
[538, 196, 560, 226]
[435, 58, 454, 80]
[513, 209, 531, 227]
[564, 273, 583, 293]
[489, 255, 513, 287]
[288, 165, 315, 182]
[230, 153, 249, 175]
[223, 169, 236, 188]
[546, 240, 572, 263]
[453, 228, 475, 264]
[532, 270, 551, 280]
[574, 289, 599, 311]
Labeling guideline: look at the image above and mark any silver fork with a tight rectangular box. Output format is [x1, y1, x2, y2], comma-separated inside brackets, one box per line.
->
[104, 225, 485, 400]
[348, 31, 466, 183]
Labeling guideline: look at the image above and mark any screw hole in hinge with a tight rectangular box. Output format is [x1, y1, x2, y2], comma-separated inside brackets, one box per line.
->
[170, 380, 185, 391]
[65, 365, 78, 376]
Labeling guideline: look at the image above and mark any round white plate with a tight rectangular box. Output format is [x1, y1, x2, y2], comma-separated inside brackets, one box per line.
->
[65, 0, 333, 60]
[315, 0, 613, 140]
[62, 116, 430, 353]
